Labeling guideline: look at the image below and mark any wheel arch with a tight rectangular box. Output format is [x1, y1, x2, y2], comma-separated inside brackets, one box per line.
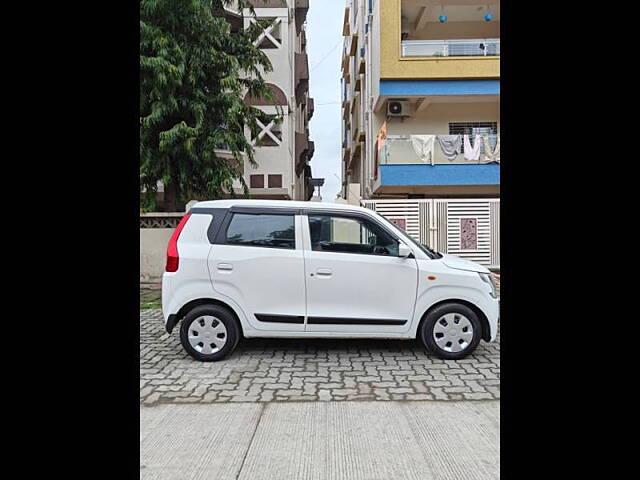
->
[418, 299, 491, 342]
[172, 298, 245, 337]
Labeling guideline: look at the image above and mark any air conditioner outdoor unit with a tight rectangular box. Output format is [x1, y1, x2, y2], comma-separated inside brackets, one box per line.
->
[387, 101, 411, 118]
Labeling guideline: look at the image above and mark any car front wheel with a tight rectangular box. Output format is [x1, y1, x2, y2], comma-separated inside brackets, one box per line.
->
[420, 303, 482, 360]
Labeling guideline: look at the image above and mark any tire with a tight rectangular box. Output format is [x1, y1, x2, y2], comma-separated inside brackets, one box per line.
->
[420, 303, 482, 360]
[179, 304, 240, 362]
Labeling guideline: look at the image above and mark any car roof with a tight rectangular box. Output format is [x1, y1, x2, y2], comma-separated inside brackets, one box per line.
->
[191, 199, 373, 214]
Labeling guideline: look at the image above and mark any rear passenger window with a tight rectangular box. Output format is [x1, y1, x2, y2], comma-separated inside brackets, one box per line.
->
[225, 213, 295, 249]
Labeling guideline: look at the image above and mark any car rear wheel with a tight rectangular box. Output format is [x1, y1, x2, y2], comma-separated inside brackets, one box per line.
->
[420, 303, 481, 360]
[179, 305, 240, 361]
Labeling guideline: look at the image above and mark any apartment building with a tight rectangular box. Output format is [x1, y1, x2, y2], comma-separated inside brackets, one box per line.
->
[225, 0, 315, 201]
[341, 0, 500, 202]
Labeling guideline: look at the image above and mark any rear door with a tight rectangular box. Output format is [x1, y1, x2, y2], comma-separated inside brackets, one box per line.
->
[208, 208, 306, 332]
[302, 211, 419, 334]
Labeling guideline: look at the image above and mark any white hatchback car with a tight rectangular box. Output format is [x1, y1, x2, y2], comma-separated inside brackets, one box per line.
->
[162, 200, 499, 361]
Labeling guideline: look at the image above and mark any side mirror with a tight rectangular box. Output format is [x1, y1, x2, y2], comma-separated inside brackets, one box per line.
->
[398, 243, 412, 258]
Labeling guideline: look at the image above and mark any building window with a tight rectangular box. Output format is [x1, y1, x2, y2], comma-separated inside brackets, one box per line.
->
[268, 174, 283, 188]
[449, 122, 498, 153]
[225, 213, 295, 250]
[250, 175, 264, 188]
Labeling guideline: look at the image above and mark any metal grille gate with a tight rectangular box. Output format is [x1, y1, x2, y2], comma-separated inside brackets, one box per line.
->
[361, 198, 500, 269]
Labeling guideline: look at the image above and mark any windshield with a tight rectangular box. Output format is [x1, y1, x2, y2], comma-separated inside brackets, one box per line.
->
[373, 212, 442, 259]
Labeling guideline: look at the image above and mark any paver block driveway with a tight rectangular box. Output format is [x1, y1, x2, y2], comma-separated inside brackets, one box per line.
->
[140, 309, 500, 405]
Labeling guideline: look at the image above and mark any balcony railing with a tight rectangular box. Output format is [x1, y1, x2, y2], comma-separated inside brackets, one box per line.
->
[401, 38, 500, 58]
[380, 134, 499, 165]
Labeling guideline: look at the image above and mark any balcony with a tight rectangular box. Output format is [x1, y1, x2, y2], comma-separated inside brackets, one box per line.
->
[307, 140, 315, 160]
[294, 53, 309, 103]
[342, 129, 352, 162]
[307, 98, 314, 120]
[374, 133, 500, 195]
[295, 131, 310, 174]
[294, 0, 309, 33]
[380, 0, 500, 80]
[358, 47, 366, 74]
[402, 38, 500, 58]
[246, 1, 289, 7]
[349, 33, 358, 56]
[343, 5, 350, 36]
[380, 134, 499, 165]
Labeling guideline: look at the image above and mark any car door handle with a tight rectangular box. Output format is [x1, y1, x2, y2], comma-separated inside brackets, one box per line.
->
[217, 263, 233, 272]
[316, 268, 332, 277]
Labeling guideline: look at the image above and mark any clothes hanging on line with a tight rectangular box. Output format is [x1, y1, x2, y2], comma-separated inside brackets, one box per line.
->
[463, 134, 482, 161]
[436, 135, 462, 161]
[481, 134, 500, 163]
[410, 135, 435, 164]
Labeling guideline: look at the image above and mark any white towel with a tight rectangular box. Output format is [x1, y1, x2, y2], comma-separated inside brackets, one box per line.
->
[410, 135, 435, 164]
[463, 134, 481, 161]
[481, 135, 500, 163]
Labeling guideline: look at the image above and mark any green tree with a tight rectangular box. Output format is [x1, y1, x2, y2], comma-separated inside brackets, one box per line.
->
[140, 0, 278, 211]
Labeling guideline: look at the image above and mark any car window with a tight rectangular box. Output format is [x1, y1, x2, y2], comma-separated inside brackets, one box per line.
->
[308, 214, 399, 256]
[226, 213, 295, 249]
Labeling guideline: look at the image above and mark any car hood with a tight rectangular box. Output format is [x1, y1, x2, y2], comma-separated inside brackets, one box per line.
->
[440, 254, 490, 274]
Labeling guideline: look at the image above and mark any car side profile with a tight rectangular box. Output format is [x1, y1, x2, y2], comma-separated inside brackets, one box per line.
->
[162, 200, 499, 361]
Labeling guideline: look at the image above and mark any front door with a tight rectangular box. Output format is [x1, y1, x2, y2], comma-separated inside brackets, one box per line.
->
[302, 212, 418, 334]
[208, 209, 306, 332]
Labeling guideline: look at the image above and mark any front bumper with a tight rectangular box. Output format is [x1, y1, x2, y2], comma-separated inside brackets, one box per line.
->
[485, 297, 500, 342]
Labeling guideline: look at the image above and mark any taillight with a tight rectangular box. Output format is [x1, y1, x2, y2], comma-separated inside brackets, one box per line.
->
[165, 213, 192, 272]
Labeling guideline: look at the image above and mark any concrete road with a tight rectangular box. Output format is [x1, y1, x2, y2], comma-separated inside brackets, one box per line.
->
[140, 400, 499, 480]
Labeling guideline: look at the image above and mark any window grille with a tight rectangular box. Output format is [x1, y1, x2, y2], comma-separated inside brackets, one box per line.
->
[449, 122, 498, 153]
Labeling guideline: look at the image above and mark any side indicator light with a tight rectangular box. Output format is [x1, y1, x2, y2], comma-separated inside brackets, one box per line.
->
[427, 275, 436, 280]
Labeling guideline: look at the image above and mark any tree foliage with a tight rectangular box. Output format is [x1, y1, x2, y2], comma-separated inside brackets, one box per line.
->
[140, 0, 277, 211]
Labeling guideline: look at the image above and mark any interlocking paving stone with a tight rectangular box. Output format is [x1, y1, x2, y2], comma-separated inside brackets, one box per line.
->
[140, 309, 500, 404]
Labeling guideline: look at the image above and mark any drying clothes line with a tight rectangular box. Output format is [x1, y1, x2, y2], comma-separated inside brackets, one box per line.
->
[436, 135, 462, 161]
[463, 134, 482, 161]
[410, 135, 435, 164]
[481, 134, 500, 163]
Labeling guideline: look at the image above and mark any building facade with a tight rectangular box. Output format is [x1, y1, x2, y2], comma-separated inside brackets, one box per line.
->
[341, 0, 500, 202]
[226, 0, 315, 201]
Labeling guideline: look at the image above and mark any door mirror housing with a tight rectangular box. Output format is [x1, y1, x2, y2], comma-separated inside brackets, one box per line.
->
[398, 243, 412, 258]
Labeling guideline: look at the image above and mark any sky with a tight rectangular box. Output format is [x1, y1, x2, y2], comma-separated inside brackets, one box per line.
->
[306, 1, 345, 201]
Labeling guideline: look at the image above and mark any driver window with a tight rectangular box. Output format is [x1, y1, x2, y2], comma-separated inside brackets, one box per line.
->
[308, 215, 399, 256]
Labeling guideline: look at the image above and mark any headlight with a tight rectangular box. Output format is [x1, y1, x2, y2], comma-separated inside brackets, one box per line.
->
[478, 272, 498, 298]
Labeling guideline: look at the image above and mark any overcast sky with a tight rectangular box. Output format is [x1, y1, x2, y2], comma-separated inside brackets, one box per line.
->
[306, 1, 344, 201]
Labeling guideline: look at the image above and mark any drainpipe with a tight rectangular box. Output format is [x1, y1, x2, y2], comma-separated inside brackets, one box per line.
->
[366, 11, 375, 198]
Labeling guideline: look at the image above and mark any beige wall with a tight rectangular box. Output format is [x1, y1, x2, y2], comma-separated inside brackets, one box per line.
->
[237, 3, 311, 200]
[140, 229, 173, 283]
[332, 217, 363, 243]
[385, 101, 499, 136]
